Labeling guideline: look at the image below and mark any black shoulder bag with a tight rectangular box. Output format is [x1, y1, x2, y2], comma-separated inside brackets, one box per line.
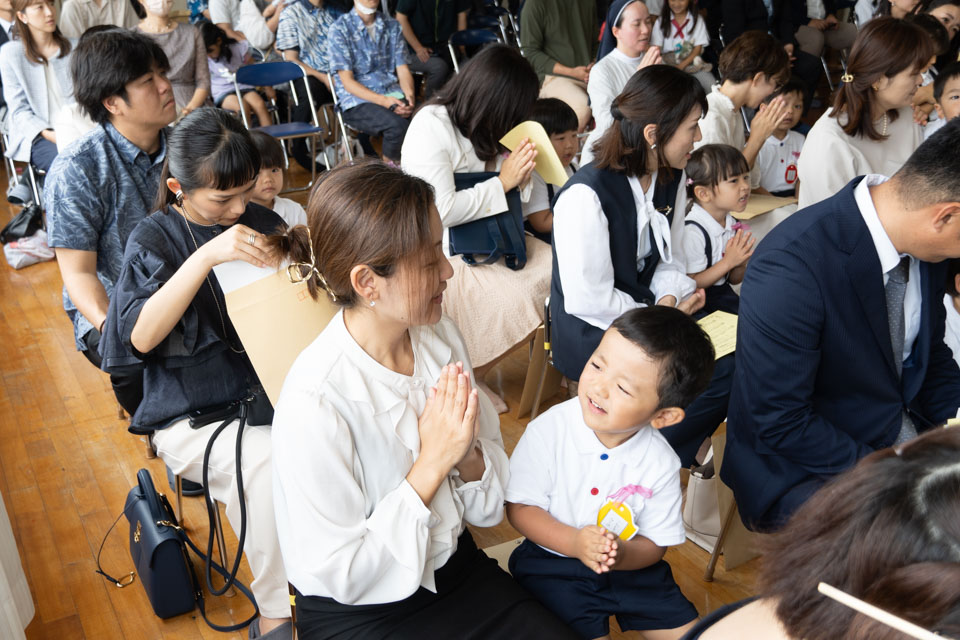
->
[448, 171, 527, 270]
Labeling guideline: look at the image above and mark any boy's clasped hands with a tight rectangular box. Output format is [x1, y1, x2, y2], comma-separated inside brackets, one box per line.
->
[574, 525, 622, 574]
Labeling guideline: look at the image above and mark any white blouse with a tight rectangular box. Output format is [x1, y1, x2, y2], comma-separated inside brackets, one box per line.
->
[695, 86, 761, 189]
[797, 107, 923, 208]
[553, 170, 695, 330]
[272, 312, 509, 605]
[582, 48, 644, 165]
[402, 103, 532, 255]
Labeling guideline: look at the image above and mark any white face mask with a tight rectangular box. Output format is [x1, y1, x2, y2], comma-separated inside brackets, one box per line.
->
[145, 0, 172, 14]
[353, 1, 376, 15]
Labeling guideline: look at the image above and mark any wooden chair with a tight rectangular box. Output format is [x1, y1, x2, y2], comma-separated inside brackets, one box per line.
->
[517, 296, 563, 419]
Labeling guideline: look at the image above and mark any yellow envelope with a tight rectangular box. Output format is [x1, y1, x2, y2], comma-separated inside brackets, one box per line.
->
[223, 270, 338, 406]
[697, 310, 738, 359]
[733, 193, 798, 220]
[499, 120, 569, 187]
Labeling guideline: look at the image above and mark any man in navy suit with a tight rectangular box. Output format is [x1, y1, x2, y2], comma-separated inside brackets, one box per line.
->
[723, 119, 960, 531]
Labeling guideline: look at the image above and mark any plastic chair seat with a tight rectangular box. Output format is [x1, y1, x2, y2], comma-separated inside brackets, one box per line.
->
[255, 121, 324, 138]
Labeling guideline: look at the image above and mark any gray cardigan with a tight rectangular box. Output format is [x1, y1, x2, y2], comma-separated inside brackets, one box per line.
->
[0, 39, 75, 162]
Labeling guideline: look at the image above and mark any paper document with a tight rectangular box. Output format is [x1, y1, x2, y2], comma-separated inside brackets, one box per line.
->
[734, 194, 797, 220]
[697, 311, 738, 359]
[216, 263, 338, 405]
[500, 121, 569, 187]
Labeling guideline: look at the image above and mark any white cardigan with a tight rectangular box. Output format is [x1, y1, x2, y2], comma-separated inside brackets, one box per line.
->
[0, 40, 75, 162]
[272, 312, 508, 604]
[401, 103, 531, 254]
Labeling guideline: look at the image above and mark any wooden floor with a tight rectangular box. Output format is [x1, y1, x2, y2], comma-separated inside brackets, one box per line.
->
[0, 166, 759, 640]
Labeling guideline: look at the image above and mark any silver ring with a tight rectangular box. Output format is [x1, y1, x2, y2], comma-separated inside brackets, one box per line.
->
[248, 233, 256, 246]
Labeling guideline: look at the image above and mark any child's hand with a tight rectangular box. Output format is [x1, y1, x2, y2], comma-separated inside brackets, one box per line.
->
[574, 526, 618, 574]
[751, 96, 790, 140]
[676, 288, 706, 315]
[723, 230, 755, 268]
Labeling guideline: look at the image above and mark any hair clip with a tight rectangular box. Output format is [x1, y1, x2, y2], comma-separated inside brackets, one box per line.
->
[685, 178, 694, 186]
[841, 72, 854, 83]
[285, 226, 338, 302]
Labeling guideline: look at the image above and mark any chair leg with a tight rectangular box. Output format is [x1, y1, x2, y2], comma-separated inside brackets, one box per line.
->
[143, 434, 156, 459]
[821, 55, 835, 93]
[289, 583, 298, 639]
[174, 473, 183, 523]
[703, 499, 737, 582]
[529, 357, 551, 420]
[211, 502, 236, 596]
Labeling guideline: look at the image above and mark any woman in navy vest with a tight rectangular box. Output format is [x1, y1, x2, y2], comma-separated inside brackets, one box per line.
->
[551, 64, 735, 466]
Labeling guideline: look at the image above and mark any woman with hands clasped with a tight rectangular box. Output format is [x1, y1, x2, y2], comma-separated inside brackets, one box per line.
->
[269, 161, 578, 640]
[99, 108, 293, 639]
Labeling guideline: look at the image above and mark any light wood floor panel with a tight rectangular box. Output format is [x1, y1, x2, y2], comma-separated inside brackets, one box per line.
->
[0, 172, 759, 640]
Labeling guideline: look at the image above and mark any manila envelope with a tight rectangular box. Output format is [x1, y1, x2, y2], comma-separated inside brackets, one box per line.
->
[500, 121, 569, 187]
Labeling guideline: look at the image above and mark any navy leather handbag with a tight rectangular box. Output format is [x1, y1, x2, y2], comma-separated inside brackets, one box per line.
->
[448, 171, 527, 270]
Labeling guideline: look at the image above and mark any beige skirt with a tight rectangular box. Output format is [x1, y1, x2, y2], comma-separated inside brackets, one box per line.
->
[442, 236, 552, 368]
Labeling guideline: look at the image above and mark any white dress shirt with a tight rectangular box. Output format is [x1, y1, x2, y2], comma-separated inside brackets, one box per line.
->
[553, 170, 696, 330]
[943, 294, 960, 370]
[271, 196, 307, 228]
[272, 312, 508, 605]
[854, 174, 920, 362]
[582, 48, 644, 166]
[506, 398, 686, 553]
[695, 86, 761, 188]
[401, 104, 532, 255]
[682, 203, 736, 285]
[521, 163, 576, 218]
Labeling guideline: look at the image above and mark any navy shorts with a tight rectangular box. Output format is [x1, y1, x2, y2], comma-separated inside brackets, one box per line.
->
[508, 539, 698, 639]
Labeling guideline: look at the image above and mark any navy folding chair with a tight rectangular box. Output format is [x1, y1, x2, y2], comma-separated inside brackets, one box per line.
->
[233, 61, 326, 191]
[447, 29, 502, 73]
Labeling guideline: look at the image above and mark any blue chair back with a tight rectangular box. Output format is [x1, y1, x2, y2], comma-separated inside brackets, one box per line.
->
[449, 28, 500, 47]
[235, 61, 305, 88]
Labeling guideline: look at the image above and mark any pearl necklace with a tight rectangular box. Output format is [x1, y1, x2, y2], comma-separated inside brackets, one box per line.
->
[881, 112, 889, 137]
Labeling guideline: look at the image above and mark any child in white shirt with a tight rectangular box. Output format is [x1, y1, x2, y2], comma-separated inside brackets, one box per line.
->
[682, 144, 755, 315]
[506, 306, 716, 640]
[248, 130, 308, 228]
[521, 98, 580, 243]
[925, 62, 960, 140]
[756, 78, 806, 197]
[651, 0, 714, 90]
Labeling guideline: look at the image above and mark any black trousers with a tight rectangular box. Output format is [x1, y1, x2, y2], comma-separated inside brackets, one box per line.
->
[289, 76, 333, 172]
[294, 531, 579, 640]
[81, 328, 143, 416]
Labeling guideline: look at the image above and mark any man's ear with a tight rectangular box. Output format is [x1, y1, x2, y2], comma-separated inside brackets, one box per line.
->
[102, 94, 125, 118]
[932, 202, 960, 230]
[649, 406, 685, 429]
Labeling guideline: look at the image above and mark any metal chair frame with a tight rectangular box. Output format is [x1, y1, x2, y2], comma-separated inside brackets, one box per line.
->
[447, 29, 503, 73]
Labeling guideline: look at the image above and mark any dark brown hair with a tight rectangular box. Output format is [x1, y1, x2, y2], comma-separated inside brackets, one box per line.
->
[12, 0, 71, 65]
[266, 160, 436, 308]
[758, 427, 960, 640]
[717, 30, 789, 85]
[592, 65, 707, 181]
[832, 17, 935, 141]
[426, 44, 539, 162]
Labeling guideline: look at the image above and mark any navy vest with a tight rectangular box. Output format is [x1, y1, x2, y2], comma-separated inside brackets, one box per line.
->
[549, 164, 681, 380]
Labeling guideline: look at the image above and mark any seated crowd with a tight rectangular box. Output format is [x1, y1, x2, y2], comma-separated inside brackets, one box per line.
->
[5, 0, 960, 638]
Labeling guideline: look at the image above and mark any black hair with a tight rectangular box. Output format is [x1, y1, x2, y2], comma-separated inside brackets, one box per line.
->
[934, 60, 960, 101]
[893, 117, 960, 207]
[908, 12, 952, 56]
[947, 259, 960, 296]
[660, 0, 699, 40]
[763, 76, 806, 104]
[154, 108, 261, 211]
[609, 306, 715, 409]
[200, 21, 238, 63]
[685, 144, 750, 207]
[71, 28, 170, 125]
[529, 98, 579, 137]
[428, 44, 539, 162]
[249, 130, 285, 170]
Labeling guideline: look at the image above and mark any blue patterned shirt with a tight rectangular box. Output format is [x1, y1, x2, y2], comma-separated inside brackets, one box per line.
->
[45, 123, 167, 350]
[188, 0, 209, 24]
[327, 9, 409, 111]
[276, 0, 341, 73]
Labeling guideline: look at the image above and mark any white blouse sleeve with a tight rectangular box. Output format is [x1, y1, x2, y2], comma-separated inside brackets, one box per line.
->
[272, 391, 439, 605]
[402, 109, 509, 228]
[553, 183, 646, 330]
[797, 125, 859, 208]
[436, 317, 509, 527]
[650, 186, 697, 303]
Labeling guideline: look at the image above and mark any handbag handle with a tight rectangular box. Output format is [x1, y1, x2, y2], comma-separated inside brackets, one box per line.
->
[459, 217, 505, 266]
[137, 468, 166, 523]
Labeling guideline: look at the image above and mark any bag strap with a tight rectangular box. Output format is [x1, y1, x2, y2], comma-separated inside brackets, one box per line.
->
[94, 506, 135, 588]
[499, 209, 527, 271]
[460, 217, 504, 266]
[684, 220, 713, 267]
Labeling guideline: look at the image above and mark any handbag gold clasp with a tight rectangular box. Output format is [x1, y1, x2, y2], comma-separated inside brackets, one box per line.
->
[115, 572, 136, 588]
[156, 520, 183, 531]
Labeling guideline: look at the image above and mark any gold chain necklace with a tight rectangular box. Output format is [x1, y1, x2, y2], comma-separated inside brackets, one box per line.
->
[176, 205, 245, 355]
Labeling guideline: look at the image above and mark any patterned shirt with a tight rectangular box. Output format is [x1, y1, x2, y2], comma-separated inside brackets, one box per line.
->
[45, 123, 167, 350]
[188, 0, 209, 24]
[276, 0, 341, 73]
[327, 9, 408, 111]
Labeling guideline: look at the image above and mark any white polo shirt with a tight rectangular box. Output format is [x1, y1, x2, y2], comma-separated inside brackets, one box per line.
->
[682, 202, 736, 285]
[506, 398, 686, 555]
[756, 130, 804, 194]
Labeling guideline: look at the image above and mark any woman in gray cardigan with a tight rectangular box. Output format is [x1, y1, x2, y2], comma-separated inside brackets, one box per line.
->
[1, 0, 74, 171]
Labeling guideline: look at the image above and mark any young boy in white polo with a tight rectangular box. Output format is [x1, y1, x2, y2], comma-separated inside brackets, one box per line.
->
[506, 306, 715, 640]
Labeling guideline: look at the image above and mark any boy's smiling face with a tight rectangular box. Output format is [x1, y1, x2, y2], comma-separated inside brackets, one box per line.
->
[578, 329, 673, 447]
[549, 130, 580, 167]
[937, 75, 960, 122]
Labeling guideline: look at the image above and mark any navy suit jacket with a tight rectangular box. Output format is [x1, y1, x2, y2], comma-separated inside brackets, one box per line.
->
[722, 177, 960, 526]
